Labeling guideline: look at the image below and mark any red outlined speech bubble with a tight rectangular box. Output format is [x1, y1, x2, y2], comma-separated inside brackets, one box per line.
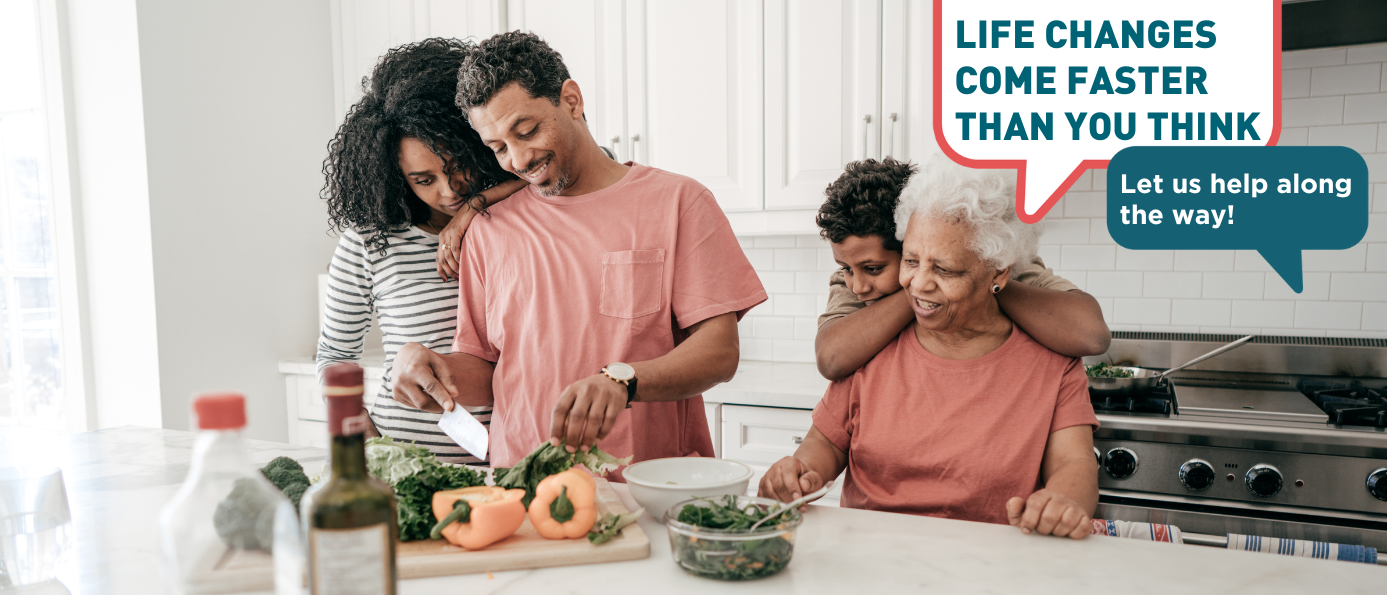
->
[933, 0, 1281, 223]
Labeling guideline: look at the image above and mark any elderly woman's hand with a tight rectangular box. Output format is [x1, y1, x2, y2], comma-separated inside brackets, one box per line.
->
[1006, 489, 1091, 540]
[759, 456, 826, 504]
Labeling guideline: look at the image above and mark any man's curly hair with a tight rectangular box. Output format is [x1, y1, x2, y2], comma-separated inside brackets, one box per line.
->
[455, 31, 571, 112]
[816, 158, 919, 253]
[321, 38, 516, 254]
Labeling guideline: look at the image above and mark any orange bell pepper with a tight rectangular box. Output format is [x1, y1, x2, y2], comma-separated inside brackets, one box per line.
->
[528, 468, 598, 539]
[429, 486, 526, 550]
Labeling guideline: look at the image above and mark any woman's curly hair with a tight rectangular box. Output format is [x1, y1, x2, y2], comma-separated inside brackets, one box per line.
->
[455, 31, 570, 112]
[322, 38, 516, 254]
[816, 158, 918, 253]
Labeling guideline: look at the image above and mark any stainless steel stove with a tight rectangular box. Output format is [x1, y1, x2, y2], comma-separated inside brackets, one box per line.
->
[1087, 332, 1387, 553]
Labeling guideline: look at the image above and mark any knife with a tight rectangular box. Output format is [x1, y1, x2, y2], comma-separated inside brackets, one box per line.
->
[438, 406, 489, 461]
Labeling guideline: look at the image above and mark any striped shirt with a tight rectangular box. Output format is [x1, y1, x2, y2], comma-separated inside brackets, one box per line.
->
[316, 226, 491, 464]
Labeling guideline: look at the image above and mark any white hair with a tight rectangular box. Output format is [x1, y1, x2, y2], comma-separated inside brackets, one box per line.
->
[893, 153, 1041, 277]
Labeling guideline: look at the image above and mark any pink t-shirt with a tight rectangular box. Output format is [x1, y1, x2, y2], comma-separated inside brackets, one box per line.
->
[453, 163, 767, 470]
[812, 324, 1098, 525]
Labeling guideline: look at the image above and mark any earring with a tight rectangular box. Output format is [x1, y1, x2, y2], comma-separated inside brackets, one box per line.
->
[991, 284, 1001, 294]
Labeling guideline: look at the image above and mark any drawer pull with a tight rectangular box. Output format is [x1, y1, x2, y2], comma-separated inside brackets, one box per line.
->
[792, 436, 803, 445]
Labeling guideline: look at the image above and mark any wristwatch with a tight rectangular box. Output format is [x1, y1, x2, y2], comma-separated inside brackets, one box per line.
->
[601, 362, 638, 407]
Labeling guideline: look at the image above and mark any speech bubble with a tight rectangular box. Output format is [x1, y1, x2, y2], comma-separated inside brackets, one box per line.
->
[933, 0, 1282, 222]
[1107, 146, 1369, 292]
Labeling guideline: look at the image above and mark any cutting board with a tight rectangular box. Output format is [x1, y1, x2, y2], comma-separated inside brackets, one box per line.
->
[396, 477, 650, 578]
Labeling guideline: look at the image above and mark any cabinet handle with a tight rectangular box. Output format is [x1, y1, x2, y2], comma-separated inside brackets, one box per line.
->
[631, 133, 641, 163]
[861, 115, 872, 159]
[792, 436, 803, 445]
[608, 136, 621, 161]
[886, 113, 898, 158]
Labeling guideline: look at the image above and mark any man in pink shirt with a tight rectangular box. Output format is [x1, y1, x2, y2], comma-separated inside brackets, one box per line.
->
[391, 32, 766, 470]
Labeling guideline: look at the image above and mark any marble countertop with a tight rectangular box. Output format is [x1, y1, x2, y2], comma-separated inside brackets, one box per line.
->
[4, 425, 1381, 594]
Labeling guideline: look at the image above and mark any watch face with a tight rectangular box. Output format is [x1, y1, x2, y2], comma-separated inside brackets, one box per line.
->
[607, 362, 635, 381]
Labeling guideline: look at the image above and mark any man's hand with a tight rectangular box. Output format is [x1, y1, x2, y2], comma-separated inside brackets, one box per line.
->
[549, 374, 626, 453]
[1006, 489, 1091, 540]
[392, 342, 459, 413]
[435, 209, 476, 281]
[758, 456, 825, 504]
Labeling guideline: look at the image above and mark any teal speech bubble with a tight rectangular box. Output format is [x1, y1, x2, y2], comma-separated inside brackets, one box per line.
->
[1106, 146, 1369, 293]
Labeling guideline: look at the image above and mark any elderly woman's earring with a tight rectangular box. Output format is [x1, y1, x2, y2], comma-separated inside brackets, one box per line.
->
[991, 284, 1001, 294]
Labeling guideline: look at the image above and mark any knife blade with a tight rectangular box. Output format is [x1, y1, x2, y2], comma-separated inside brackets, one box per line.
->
[438, 406, 488, 461]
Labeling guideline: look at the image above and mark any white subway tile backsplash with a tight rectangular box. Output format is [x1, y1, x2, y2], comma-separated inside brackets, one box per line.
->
[1234, 250, 1274, 272]
[1037, 246, 1062, 268]
[1062, 245, 1116, 270]
[1307, 124, 1380, 153]
[1303, 244, 1368, 271]
[744, 248, 774, 269]
[795, 271, 827, 294]
[1094, 297, 1114, 323]
[1379, 125, 1386, 152]
[1051, 271, 1086, 291]
[753, 317, 795, 340]
[737, 236, 754, 249]
[1086, 272, 1143, 297]
[1144, 272, 1203, 298]
[1089, 219, 1114, 244]
[1092, 170, 1107, 192]
[1063, 192, 1105, 218]
[1368, 243, 1387, 271]
[773, 294, 816, 317]
[1347, 43, 1387, 65]
[1345, 93, 1387, 125]
[774, 248, 818, 271]
[772, 339, 815, 363]
[1071, 171, 1092, 192]
[1108, 324, 1143, 332]
[1173, 250, 1236, 271]
[1039, 219, 1090, 245]
[796, 235, 826, 248]
[1231, 300, 1295, 328]
[1265, 272, 1331, 301]
[1276, 127, 1308, 146]
[813, 293, 829, 314]
[1364, 303, 1387, 331]
[1199, 326, 1262, 335]
[1336, 330, 1387, 339]
[1141, 325, 1203, 333]
[1113, 299, 1170, 325]
[1310, 63, 1383, 96]
[1283, 96, 1345, 127]
[1329, 273, 1387, 301]
[1367, 214, 1387, 242]
[1171, 299, 1231, 327]
[754, 235, 797, 248]
[818, 248, 836, 270]
[1366, 153, 1387, 184]
[1262, 328, 1328, 337]
[794, 317, 818, 341]
[1282, 48, 1346, 69]
[758, 271, 795, 294]
[1115, 249, 1173, 271]
[1203, 272, 1265, 299]
[1295, 301, 1362, 329]
[740, 336, 774, 361]
[1283, 68, 1311, 98]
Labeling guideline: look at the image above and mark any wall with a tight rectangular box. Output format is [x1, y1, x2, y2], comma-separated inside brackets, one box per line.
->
[736, 42, 1387, 363]
[135, 0, 339, 440]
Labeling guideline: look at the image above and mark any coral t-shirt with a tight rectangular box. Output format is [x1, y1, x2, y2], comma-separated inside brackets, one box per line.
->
[812, 324, 1098, 524]
[452, 163, 767, 470]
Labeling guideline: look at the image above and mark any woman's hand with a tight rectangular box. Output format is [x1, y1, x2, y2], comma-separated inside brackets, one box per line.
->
[1006, 489, 1091, 540]
[758, 456, 825, 504]
[435, 208, 475, 281]
[392, 342, 459, 413]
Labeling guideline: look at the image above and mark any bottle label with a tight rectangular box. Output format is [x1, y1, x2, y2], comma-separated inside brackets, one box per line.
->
[310, 523, 391, 595]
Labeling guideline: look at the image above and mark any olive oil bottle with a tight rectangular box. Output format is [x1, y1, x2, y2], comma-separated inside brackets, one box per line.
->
[305, 363, 397, 594]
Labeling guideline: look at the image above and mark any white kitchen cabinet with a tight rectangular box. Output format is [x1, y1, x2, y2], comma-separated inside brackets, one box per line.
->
[507, 0, 625, 148]
[720, 404, 841, 506]
[704, 402, 721, 458]
[281, 357, 385, 447]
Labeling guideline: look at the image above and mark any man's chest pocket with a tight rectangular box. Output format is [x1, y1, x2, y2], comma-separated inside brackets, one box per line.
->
[599, 249, 665, 319]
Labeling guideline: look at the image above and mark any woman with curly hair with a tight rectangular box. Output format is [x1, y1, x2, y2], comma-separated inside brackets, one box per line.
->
[316, 38, 524, 463]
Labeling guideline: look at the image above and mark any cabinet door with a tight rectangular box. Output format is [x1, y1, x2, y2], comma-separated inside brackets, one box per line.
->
[508, 0, 624, 152]
[624, 0, 764, 212]
[764, 0, 881, 210]
[880, 0, 933, 161]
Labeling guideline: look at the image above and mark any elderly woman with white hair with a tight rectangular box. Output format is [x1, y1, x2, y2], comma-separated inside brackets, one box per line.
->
[760, 156, 1100, 539]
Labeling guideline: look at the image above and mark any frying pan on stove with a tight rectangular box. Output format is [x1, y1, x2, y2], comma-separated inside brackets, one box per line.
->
[1087, 335, 1254, 397]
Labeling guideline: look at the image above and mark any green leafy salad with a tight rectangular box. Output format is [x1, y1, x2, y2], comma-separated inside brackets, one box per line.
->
[493, 441, 630, 508]
[670, 495, 801, 581]
[365, 436, 485, 541]
[1086, 362, 1135, 378]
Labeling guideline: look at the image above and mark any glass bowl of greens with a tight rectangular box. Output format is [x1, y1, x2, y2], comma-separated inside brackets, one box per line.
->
[662, 494, 803, 581]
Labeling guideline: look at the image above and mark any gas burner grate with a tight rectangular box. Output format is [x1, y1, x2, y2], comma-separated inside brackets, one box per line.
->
[1297, 379, 1387, 428]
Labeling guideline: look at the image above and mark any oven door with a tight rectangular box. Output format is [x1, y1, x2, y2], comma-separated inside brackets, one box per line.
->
[1098, 489, 1387, 551]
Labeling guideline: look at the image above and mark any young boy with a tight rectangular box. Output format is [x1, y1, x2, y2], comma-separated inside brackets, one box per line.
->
[813, 158, 1110, 379]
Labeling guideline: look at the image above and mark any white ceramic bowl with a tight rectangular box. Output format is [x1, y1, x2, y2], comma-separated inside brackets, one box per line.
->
[622, 458, 753, 517]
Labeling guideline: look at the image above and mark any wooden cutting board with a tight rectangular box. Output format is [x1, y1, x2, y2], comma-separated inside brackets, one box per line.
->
[396, 477, 651, 579]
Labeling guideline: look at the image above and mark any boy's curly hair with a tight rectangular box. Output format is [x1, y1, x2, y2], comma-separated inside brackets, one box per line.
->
[816, 158, 918, 252]
[455, 31, 571, 112]
[321, 38, 516, 254]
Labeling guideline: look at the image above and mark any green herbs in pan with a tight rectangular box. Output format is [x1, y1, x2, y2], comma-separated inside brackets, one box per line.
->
[1086, 362, 1134, 378]
[671, 495, 800, 581]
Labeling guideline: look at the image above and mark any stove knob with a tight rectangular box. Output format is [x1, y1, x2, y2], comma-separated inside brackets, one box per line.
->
[1104, 448, 1139, 479]
[1179, 459, 1216, 491]
[1368, 468, 1387, 502]
[1245, 465, 1283, 497]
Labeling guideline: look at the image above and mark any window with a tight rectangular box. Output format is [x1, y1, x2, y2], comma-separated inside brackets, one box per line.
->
[0, 0, 67, 430]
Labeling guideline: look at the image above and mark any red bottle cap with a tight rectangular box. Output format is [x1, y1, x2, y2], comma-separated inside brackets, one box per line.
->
[323, 363, 367, 436]
[194, 392, 246, 430]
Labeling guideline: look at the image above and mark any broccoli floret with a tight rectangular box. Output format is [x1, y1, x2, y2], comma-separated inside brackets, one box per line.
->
[261, 457, 308, 491]
[283, 481, 309, 513]
[213, 477, 277, 552]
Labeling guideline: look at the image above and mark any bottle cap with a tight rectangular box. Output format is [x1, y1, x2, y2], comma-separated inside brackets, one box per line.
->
[193, 392, 246, 430]
[323, 363, 368, 436]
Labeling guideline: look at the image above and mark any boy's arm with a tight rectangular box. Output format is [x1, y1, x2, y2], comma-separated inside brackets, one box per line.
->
[815, 289, 914, 380]
[997, 283, 1111, 357]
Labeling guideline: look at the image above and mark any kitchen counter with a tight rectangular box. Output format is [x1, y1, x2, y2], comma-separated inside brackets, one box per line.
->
[4, 426, 1380, 594]
[702, 361, 826, 410]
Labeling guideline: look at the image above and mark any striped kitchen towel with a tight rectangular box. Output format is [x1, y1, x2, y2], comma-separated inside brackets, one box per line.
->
[1091, 519, 1183, 544]
[1226, 534, 1378, 564]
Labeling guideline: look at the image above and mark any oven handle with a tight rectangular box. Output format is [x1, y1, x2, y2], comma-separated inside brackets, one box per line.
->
[1181, 531, 1387, 565]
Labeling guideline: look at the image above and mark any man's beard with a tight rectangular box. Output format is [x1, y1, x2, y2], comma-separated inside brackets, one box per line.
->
[535, 167, 572, 196]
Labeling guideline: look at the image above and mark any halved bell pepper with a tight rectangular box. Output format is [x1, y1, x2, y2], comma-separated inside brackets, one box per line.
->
[529, 468, 598, 539]
[429, 486, 526, 550]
